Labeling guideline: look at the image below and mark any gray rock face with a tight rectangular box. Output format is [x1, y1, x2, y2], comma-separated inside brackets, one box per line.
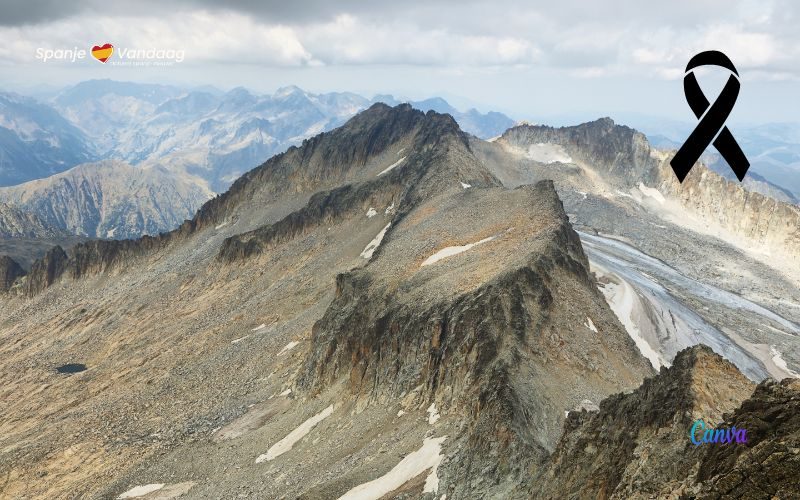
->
[299, 181, 653, 498]
[0, 255, 25, 291]
[0, 201, 64, 238]
[652, 156, 800, 261]
[17, 103, 491, 296]
[500, 118, 654, 181]
[0, 160, 212, 239]
[498, 119, 800, 265]
[23, 245, 68, 295]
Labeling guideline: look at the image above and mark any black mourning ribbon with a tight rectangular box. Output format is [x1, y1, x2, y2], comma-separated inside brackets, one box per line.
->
[670, 51, 750, 182]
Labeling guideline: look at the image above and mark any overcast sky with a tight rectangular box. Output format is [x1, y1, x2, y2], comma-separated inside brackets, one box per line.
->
[0, 0, 798, 124]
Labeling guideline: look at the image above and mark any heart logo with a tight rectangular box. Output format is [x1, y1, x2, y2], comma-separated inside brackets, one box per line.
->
[91, 43, 114, 63]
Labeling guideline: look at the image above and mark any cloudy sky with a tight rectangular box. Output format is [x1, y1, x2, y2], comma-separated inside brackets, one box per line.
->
[0, 0, 798, 124]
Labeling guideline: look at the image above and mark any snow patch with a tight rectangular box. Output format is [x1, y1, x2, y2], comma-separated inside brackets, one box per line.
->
[638, 183, 666, 204]
[460, 181, 472, 189]
[231, 336, 248, 344]
[397, 410, 405, 417]
[526, 143, 572, 164]
[366, 207, 377, 218]
[106, 227, 117, 238]
[597, 274, 667, 371]
[576, 191, 588, 200]
[278, 341, 299, 355]
[361, 223, 391, 260]
[614, 190, 636, 200]
[385, 203, 395, 215]
[118, 484, 165, 498]
[256, 404, 334, 463]
[214, 221, 229, 230]
[771, 346, 800, 378]
[421, 236, 494, 266]
[337, 436, 447, 499]
[584, 317, 598, 333]
[378, 156, 406, 176]
[280, 388, 292, 396]
[251, 323, 267, 331]
[427, 403, 440, 425]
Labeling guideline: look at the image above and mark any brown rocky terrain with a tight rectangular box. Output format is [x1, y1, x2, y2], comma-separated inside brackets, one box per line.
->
[535, 345, 800, 499]
[1, 105, 797, 499]
[0, 104, 653, 498]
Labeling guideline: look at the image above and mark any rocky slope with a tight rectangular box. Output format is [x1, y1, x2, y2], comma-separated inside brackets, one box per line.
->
[536, 344, 800, 499]
[0, 104, 653, 499]
[8, 104, 485, 296]
[0, 201, 64, 238]
[651, 151, 800, 262]
[0, 159, 213, 239]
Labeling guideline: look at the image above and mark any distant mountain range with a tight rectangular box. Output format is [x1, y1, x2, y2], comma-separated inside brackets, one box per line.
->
[0, 160, 213, 239]
[0, 80, 516, 239]
[2, 80, 516, 194]
[2, 79, 799, 244]
[0, 92, 96, 186]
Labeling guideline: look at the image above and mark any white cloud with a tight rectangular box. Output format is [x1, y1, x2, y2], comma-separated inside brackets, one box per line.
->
[0, 0, 799, 83]
[0, 11, 313, 67]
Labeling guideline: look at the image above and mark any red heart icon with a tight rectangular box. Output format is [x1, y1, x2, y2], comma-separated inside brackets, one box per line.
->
[91, 43, 114, 63]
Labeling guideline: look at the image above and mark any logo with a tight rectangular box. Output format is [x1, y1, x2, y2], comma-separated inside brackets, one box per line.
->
[690, 419, 748, 446]
[670, 50, 750, 183]
[35, 43, 184, 66]
[91, 43, 114, 63]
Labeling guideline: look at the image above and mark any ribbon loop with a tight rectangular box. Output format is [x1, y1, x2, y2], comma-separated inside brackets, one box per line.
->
[670, 51, 750, 182]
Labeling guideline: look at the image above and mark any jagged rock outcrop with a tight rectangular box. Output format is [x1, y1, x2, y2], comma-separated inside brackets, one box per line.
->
[499, 118, 655, 181]
[534, 345, 800, 499]
[219, 104, 497, 262]
[23, 245, 68, 295]
[489, 119, 800, 282]
[0, 255, 25, 291]
[691, 377, 800, 498]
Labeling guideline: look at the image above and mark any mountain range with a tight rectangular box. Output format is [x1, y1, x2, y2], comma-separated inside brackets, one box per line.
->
[0, 92, 95, 186]
[0, 80, 516, 240]
[1, 103, 797, 497]
[0, 160, 213, 239]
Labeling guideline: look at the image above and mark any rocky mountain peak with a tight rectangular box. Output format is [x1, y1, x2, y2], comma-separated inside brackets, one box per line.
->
[533, 345, 758, 498]
[498, 117, 653, 181]
[23, 244, 68, 295]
